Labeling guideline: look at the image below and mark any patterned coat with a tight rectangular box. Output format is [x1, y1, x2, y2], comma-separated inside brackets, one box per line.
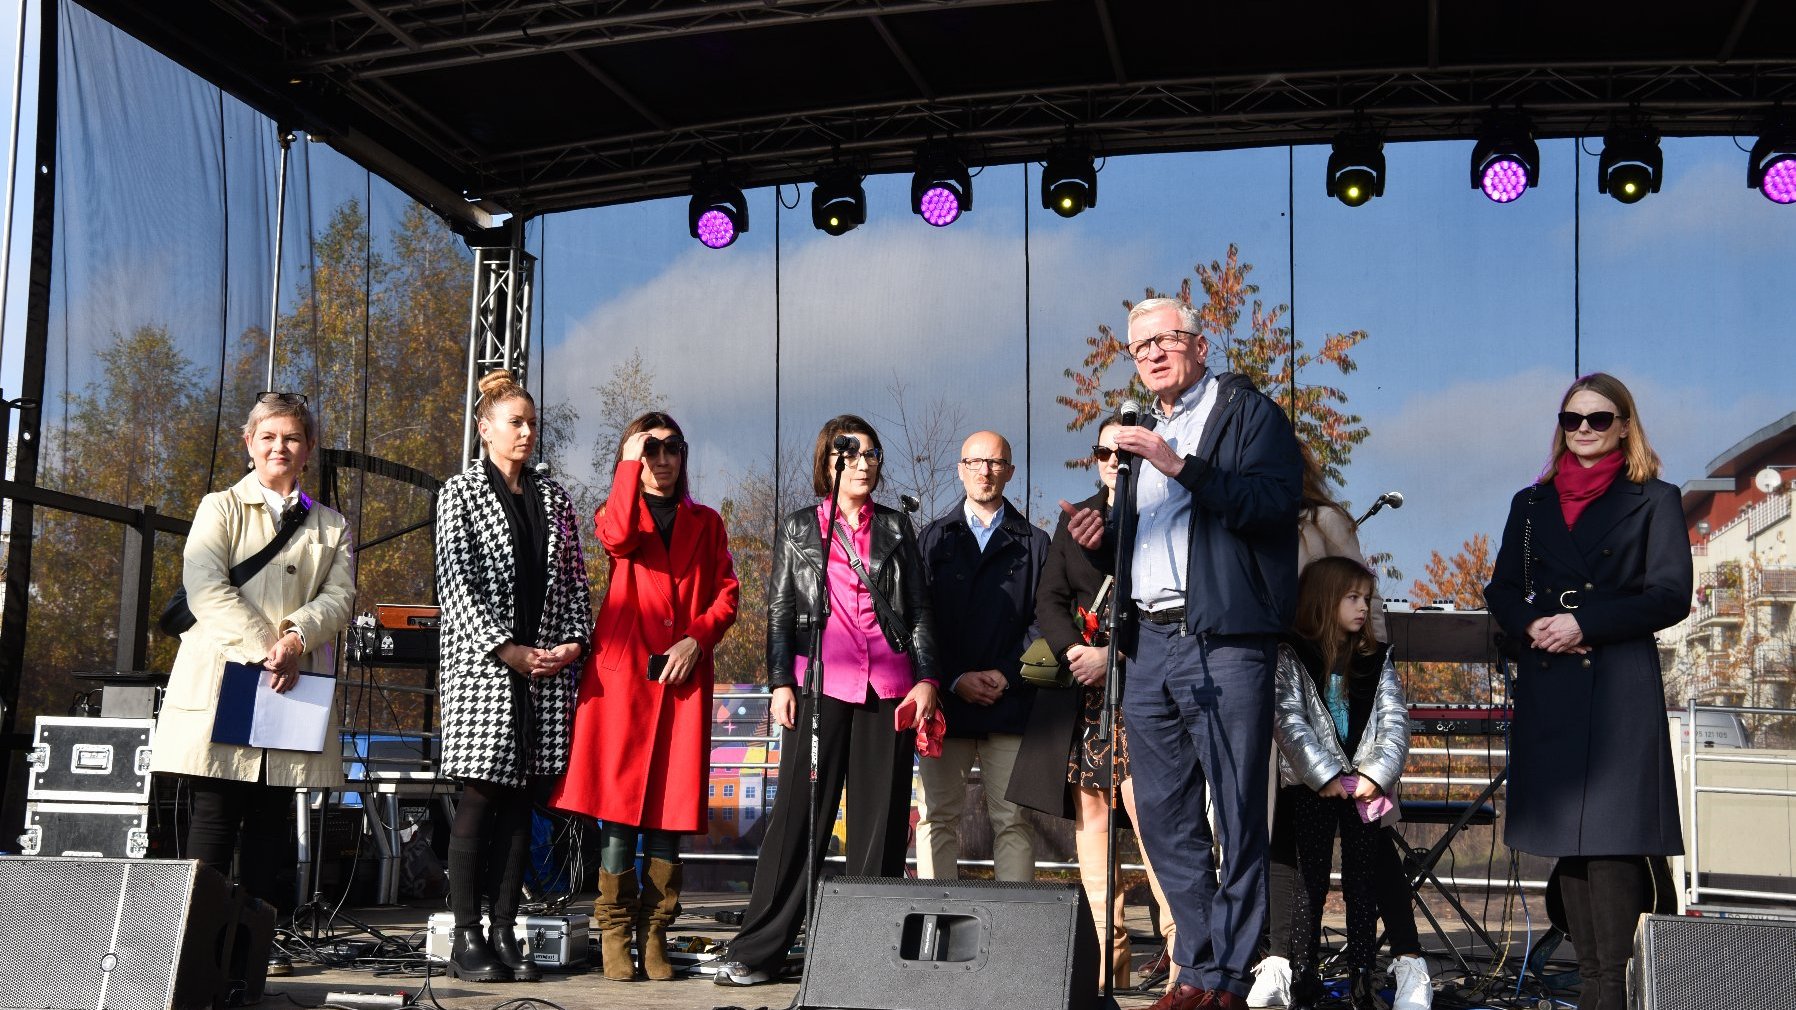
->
[436, 465, 592, 787]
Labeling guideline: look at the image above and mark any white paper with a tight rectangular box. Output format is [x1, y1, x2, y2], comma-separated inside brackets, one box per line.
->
[248, 672, 335, 752]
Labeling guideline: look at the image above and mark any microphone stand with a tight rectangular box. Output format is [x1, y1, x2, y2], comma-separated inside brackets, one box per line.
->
[797, 452, 848, 986]
[1096, 447, 1139, 1008]
[1354, 495, 1394, 527]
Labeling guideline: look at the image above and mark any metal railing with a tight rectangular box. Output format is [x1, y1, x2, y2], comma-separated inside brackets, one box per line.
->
[1683, 700, 1796, 909]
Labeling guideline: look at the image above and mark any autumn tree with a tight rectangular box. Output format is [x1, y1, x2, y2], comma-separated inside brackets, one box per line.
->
[873, 378, 968, 521]
[1401, 533, 1500, 705]
[1059, 245, 1369, 486]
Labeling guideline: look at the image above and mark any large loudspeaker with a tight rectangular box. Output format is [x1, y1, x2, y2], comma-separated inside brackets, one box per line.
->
[0, 856, 259, 1010]
[1629, 913, 1796, 1009]
[794, 876, 1098, 1010]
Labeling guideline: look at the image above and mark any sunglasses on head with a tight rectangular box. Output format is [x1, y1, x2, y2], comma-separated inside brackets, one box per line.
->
[1558, 410, 1624, 433]
[644, 435, 687, 457]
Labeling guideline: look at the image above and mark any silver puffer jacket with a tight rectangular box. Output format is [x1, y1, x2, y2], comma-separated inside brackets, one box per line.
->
[1273, 642, 1410, 794]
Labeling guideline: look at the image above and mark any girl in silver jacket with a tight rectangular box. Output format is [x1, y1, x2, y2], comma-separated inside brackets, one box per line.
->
[1271, 556, 1412, 1010]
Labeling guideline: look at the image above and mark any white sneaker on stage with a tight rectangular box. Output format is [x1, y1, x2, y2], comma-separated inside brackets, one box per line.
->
[1390, 954, 1434, 1010]
[1247, 954, 1292, 1008]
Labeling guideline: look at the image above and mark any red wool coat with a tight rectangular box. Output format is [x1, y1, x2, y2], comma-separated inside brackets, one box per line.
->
[551, 461, 740, 832]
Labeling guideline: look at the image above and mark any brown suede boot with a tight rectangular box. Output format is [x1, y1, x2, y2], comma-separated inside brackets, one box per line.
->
[1074, 828, 1131, 990]
[595, 869, 640, 981]
[637, 858, 684, 981]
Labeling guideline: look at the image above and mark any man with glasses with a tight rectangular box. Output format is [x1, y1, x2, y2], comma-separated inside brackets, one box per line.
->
[915, 430, 1051, 882]
[1063, 297, 1302, 1010]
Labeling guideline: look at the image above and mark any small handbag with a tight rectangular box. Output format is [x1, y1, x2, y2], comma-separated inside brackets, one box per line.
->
[1019, 576, 1113, 689]
[157, 498, 311, 637]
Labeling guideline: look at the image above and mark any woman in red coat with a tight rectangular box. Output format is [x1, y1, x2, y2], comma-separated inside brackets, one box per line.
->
[552, 411, 740, 981]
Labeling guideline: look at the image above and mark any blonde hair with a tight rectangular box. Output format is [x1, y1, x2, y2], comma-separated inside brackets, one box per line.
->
[475, 368, 534, 421]
[242, 393, 317, 445]
[1540, 372, 1660, 484]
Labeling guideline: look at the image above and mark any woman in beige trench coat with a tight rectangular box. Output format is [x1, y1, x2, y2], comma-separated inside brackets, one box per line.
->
[150, 392, 355, 916]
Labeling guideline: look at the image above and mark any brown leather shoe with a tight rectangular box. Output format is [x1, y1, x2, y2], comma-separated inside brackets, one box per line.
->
[1209, 990, 1249, 1010]
[1147, 982, 1211, 1010]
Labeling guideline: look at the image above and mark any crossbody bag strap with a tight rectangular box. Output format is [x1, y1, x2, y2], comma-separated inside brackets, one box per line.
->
[230, 500, 311, 588]
[1522, 484, 1539, 605]
[829, 519, 907, 636]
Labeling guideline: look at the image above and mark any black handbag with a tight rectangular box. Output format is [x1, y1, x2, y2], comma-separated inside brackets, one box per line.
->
[157, 499, 311, 637]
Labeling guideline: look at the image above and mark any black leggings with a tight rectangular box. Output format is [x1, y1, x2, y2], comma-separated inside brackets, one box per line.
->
[448, 778, 535, 928]
[1288, 786, 1385, 972]
[184, 773, 294, 910]
[1268, 784, 1422, 960]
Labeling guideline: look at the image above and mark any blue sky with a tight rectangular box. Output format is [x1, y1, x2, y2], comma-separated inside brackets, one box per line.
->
[7, 3, 1795, 603]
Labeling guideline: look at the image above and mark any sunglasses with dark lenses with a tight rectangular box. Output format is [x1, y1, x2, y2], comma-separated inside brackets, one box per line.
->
[644, 436, 688, 457]
[256, 391, 308, 406]
[1557, 410, 1623, 433]
[1091, 445, 1118, 462]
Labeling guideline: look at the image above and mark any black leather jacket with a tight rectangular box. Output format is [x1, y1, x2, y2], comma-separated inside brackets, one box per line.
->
[765, 502, 941, 690]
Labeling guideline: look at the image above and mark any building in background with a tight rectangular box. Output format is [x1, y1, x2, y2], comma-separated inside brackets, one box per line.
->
[1662, 412, 1795, 744]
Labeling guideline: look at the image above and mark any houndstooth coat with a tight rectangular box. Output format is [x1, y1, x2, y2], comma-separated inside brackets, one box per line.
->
[436, 465, 592, 787]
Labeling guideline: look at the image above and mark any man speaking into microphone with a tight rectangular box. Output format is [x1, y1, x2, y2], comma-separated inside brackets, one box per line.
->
[1062, 297, 1301, 1010]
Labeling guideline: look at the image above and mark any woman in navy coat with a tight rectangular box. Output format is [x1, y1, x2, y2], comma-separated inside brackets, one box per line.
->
[1485, 372, 1691, 1010]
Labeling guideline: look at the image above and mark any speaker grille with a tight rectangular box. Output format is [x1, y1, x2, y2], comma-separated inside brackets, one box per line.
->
[0, 858, 196, 1010]
[1634, 914, 1796, 1009]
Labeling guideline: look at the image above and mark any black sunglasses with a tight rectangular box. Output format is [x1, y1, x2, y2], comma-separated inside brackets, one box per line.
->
[644, 435, 687, 457]
[1091, 445, 1119, 462]
[256, 391, 307, 406]
[1558, 410, 1624, 433]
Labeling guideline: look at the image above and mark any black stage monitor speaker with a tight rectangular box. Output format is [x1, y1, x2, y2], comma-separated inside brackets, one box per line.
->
[1629, 912, 1796, 1010]
[794, 876, 1098, 1010]
[0, 856, 245, 1010]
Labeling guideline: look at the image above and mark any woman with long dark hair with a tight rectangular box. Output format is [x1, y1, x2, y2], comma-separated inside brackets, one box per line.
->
[713, 413, 941, 988]
[435, 369, 592, 983]
[1485, 372, 1690, 1010]
[553, 411, 740, 981]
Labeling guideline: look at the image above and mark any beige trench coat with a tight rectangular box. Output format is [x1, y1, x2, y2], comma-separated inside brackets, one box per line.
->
[150, 473, 356, 787]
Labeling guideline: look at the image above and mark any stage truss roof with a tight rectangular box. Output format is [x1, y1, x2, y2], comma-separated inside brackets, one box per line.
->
[78, 0, 1796, 228]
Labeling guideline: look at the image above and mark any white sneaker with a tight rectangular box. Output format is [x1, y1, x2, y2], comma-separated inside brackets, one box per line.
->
[1247, 955, 1292, 1008]
[1390, 954, 1433, 1010]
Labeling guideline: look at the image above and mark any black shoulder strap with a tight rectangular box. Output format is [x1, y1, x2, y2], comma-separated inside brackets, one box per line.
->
[829, 518, 906, 634]
[229, 498, 311, 588]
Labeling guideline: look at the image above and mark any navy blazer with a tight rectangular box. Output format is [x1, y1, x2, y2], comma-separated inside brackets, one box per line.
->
[918, 498, 1051, 738]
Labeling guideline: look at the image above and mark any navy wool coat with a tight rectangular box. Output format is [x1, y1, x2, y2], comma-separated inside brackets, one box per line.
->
[1485, 474, 1692, 858]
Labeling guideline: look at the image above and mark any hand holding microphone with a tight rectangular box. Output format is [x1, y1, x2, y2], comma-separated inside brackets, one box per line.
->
[1109, 401, 1186, 479]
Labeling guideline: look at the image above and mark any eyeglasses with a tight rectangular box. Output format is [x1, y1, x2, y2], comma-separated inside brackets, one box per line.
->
[1125, 330, 1195, 361]
[959, 457, 1011, 472]
[256, 391, 308, 406]
[832, 446, 883, 467]
[1557, 410, 1624, 433]
[644, 435, 687, 458]
[1090, 445, 1118, 462]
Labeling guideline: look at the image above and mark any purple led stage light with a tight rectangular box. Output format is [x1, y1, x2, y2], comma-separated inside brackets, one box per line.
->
[695, 208, 737, 248]
[1480, 158, 1531, 203]
[918, 185, 962, 226]
[1760, 156, 1796, 204]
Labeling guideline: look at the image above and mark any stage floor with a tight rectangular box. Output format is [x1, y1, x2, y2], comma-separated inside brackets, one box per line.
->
[262, 888, 1545, 1010]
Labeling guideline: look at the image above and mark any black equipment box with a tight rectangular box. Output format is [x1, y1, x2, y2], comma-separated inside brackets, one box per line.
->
[27, 716, 154, 803]
[350, 621, 439, 667]
[21, 801, 151, 858]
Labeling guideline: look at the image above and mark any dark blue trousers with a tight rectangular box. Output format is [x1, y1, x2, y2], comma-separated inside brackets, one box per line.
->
[1122, 623, 1274, 997]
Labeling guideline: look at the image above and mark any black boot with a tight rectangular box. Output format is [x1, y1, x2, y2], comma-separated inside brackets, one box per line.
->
[448, 926, 514, 983]
[1349, 968, 1390, 1010]
[1290, 963, 1325, 1010]
[488, 923, 541, 982]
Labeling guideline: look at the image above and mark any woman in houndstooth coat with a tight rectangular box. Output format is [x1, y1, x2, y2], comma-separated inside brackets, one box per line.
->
[435, 369, 592, 984]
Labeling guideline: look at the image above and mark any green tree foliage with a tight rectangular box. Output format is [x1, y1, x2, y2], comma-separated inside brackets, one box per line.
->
[1059, 245, 1370, 485]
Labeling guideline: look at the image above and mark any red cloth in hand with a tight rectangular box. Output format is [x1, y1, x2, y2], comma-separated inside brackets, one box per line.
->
[895, 699, 946, 758]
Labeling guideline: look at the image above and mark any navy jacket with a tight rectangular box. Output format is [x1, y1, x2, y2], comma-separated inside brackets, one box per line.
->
[1105, 371, 1303, 651]
[919, 498, 1051, 738]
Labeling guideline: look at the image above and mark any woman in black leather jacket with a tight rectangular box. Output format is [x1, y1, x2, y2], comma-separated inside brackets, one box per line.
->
[714, 413, 941, 987]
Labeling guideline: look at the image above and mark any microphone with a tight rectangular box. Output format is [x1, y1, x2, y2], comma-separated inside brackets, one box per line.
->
[1115, 401, 1140, 474]
[1355, 490, 1405, 527]
[900, 494, 921, 514]
[831, 434, 859, 452]
[532, 461, 553, 477]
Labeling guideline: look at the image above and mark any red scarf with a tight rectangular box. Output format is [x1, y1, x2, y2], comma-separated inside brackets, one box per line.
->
[1556, 450, 1624, 529]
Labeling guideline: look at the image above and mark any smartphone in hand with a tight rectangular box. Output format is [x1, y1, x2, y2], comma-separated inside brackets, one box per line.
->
[647, 653, 669, 681]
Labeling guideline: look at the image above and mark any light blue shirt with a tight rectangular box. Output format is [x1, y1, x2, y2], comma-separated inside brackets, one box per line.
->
[964, 499, 1005, 552]
[1132, 373, 1219, 611]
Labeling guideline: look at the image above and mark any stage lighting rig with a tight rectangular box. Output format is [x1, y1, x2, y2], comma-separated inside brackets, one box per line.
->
[1041, 146, 1097, 218]
[1326, 131, 1385, 207]
[1470, 116, 1540, 204]
[811, 168, 866, 236]
[1597, 125, 1661, 204]
[911, 144, 972, 227]
[688, 172, 749, 249]
[1748, 119, 1796, 205]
